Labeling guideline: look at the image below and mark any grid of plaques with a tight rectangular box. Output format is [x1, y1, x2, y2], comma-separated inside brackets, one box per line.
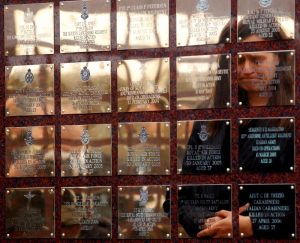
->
[2, 0, 298, 241]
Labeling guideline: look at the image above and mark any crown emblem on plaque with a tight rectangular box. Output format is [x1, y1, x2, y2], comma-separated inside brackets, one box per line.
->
[81, 129, 90, 145]
[196, 0, 209, 12]
[81, 2, 89, 20]
[24, 130, 34, 146]
[259, 0, 272, 8]
[24, 8, 34, 23]
[25, 69, 34, 84]
[24, 191, 35, 210]
[139, 127, 148, 144]
[198, 125, 208, 142]
[139, 188, 148, 206]
[80, 66, 90, 81]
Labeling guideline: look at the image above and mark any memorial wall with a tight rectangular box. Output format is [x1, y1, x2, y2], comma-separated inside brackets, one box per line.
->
[0, 0, 299, 241]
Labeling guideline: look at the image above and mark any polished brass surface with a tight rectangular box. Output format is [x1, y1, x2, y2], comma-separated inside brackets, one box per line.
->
[61, 61, 111, 114]
[60, 0, 111, 53]
[118, 185, 171, 239]
[61, 124, 112, 177]
[117, 0, 169, 49]
[4, 2, 54, 56]
[176, 0, 231, 46]
[5, 64, 54, 116]
[6, 187, 55, 239]
[177, 54, 231, 109]
[5, 126, 55, 178]
[238, 0, 295, 42]
[118, 122, 170, 175]
[118, 58, 170, 112]
[61, 187, 112, 239]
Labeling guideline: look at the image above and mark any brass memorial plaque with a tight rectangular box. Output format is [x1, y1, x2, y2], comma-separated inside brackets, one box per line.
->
[5, 64, 54, 116]
[177, 54, 231, 109]
[177, 120, 231, 174]
[61, 187, 112, 239]
[61, 124, 112, 177]
[61, 61, 111, 114]
[6, 187, 55, 239]
[118, 185, 171, 239]
[118, 58, 170, 112]
[117, 0, 169, 50]
[118, 122, 170, 175]
[4, 2, 54, 56]
[238, 0, 295, 42]
[176, 0, 231, 46]
[60, 0, 111, 53]
[238, 50, 295, 107]
[5, 126, 55, 178]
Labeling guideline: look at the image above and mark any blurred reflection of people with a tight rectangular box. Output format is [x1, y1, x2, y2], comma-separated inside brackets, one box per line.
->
[238, 17, 294, 107]
[195, 16, 293, 239]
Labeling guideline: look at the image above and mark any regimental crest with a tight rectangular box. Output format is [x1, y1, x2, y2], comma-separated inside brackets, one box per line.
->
[80, 66, 90, 81]
[25, 69, 34, 84]
[24, 191, 35, 210]
[24, 130, 34, 146]
[196, 0, 209, 12]
[198, 125, 208, 142]
[139, 127, 148, 144]
[24, 8, 34, 23]
[81, 129, 90, 145]
[259, 0, 272, 8]
[139, 188, 148, 207]
[81, 2, 89, 20]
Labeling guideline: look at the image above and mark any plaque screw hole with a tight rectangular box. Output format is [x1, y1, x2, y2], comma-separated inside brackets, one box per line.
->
[227, 186, 231, 190]
[107, 170, 111, 174]
[166, 233, 170, 238]
[166, 187, 170, 191]
[178, 123, 181, 126]
[119, 124, 122, 128]
[165, 104, 169, 108]
[5, 51, 9, 55]
[6, 173, 9, 176]
[226, 168, 230, 172]
[6, 234, 10, 238]
[226, 38, 230, 42]
[50, 110, 53, 114]
[119, 107, 122, 111]
[107, 107, 111, 111]
[6, 111, 9, 115]
[240, 232, 244, 237]
[119, 187, 123, 191]
[179, 233, 182, 237]
[62, 171, 65, 175]
[62, 109, 65, 113]
[165, 43, 168, 46]
[178, 43, 181, 46]
[107, 188, 111, 192]
[62, 188, 65, 192]
[107, 233, 111, 237]
[164, 58, 168, 63]
[107, 125, 111, 129]
[178, 186, 182, 190]
[51, 171, 54, 175]
[50, 233, 54, 237]
[6, 67, 10, 71]
[290, 99, 294, 104]
[119, 169, 122, 173]
[178, 168, 182, 173]
[239, 120, 243, 124]
[165, 169, 169, 174]
[226, 121, 230, 125]
[62, 233, 65, 237]
[238, 101, 243, 106]
[291, 185, 295, 190]
[291, 233, 295, 237]
[226, 102, 230, 107]
[62, 126, 65, 130]
[6, 129, 9, 133]
[49, 4, 53, 8]
[178, 58, 181, 62]
[51, 127, 54, 131]
[60, 2, 64, 5]
[290, 118, 294, 123]
[178, 104, 182, 107]
[290, 167, 294, 171]
[240, 186, 244, 190]
[226, 55, 230, 59]
[5, 6, 8, 10]
[290, 52, 294, 56]
[238, 54, 242, 58]
[6, 190, 10, 194]
[106, 45, 110, 49]
[239, 166, 243, 171]
[238, 37, 242, 41]
[227, 233, 231, 237]
[119, 233, 122, 237]
[165, 123, 169, 127]
[118, 44, 121, 48]
[49, 189, 54, 194]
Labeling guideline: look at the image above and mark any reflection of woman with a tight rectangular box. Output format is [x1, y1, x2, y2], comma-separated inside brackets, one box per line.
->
[238, 20, 294, 107]
[195, 17, 294, 238]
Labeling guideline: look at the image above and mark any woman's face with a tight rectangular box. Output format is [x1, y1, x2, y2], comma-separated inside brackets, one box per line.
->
[238, 35, 279, 92]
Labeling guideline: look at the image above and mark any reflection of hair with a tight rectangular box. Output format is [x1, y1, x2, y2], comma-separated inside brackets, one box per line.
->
[237, 17, 294, 106]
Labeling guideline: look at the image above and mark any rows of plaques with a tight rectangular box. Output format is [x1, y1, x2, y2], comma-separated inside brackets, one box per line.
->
[5, 50, 296, 116]
[6, 185, 296, 239]
[5, 117, 295, 178]
[4, 0, 295, 56]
